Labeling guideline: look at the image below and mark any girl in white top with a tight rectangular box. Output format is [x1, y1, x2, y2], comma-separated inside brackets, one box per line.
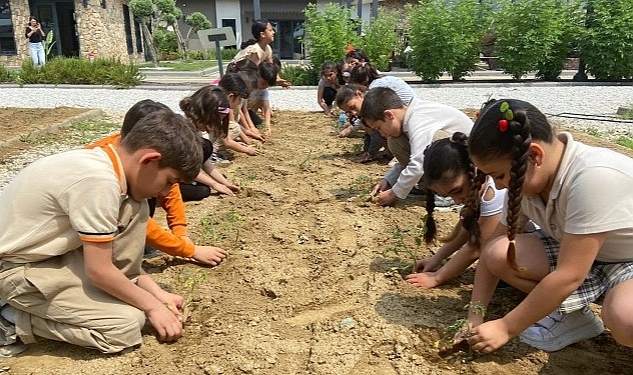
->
[466, 99, 633, 353]
[406, 132, 507, 289]
[232, 20, 274, 65]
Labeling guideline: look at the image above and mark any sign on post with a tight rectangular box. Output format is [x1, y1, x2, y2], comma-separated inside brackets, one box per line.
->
[197, 27, 237, 77]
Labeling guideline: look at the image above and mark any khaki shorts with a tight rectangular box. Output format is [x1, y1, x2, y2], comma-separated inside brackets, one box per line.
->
[212, 121, 242, 157]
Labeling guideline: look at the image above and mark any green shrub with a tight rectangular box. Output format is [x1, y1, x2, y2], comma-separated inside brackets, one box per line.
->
[18, 57, 143, 87]
[359, 8, 400, 72]
[18, 59, 41, 84]
[206, 47, 238, 61]
[446, 0, 488, 80]
[279, 63, 318, 86]
[0, 63, 17, 82]
[406, 0, 484, 81]
[153, 28, 179, 57]
[580, 0, 633, 80]
[188, 50, 204, 60]
[303, 3, 361, 71]
[493, 0, 579, 80]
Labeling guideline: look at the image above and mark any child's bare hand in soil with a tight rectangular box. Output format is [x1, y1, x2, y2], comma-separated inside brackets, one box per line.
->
[146, 293, 184, 341]
[338, 126, 352, 138]
[245, 146, 261, 156]
[213, 183, 236, 196]
[191, 245, 227, 266]
[372, 188, 397, 206]
[468, 318, 512, 353]
[405, 271, 441, 289]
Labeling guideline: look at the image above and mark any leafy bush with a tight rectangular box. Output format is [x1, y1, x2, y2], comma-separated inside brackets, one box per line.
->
[303, 3, 361, 71]
[18, 57, 143, 87]
[406, 0, 484, 81]
[153, 28, 179, 57]
[0, 63, 17, 82]
[580, 0, 633, 80]
[207, 48, 238, 61]
[359, 8, 400, 71]
[534, 2, 582, 81]
[493, 0, 579, 80]
[187, 48, 237, 61]
[279, 63, 318, 86]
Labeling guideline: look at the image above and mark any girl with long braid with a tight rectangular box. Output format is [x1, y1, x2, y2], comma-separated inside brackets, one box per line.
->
[465, 99, 633, 353]
[405, 132, 506, 289]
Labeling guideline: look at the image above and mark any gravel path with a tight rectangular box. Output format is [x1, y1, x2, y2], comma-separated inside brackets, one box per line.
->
[3, 84, 633, 133]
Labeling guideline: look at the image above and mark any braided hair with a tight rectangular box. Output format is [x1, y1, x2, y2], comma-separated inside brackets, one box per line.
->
[468, 99, 553, 271]
[421, 132, 486, 245]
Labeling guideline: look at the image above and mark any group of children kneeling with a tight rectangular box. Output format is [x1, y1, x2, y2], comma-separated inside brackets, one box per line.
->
[0, 19, 288, 357]
[320, 49, 633, 354]
[1, 40, 633, 361]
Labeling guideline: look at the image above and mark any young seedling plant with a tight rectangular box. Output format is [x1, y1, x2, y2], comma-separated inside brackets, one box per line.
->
[380, 215, 429, 275]
[175, 267, 208, 323]
[435, 302, 486, 361]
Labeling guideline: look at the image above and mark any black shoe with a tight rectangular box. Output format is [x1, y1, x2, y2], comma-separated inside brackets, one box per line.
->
[408, 187, 426, 198]
[143, 245, 162, 259]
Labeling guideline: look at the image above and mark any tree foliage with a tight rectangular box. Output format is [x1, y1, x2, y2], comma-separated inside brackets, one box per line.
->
[360, 8, 400, 72]
[580, 0, 633, 80]
[493, 0, 581, 80]
[406, 0, 484, 81]
[303, 3, 361, 71]
[130, 0, 159, 66]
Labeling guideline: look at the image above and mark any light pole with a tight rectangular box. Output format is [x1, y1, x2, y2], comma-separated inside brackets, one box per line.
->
[253, 0, 261, 21]
[573, 3, 592, 81]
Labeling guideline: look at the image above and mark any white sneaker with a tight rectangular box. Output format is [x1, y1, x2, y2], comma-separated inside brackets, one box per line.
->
[0, 343, 26, 358]
[519, 307, 604, 352]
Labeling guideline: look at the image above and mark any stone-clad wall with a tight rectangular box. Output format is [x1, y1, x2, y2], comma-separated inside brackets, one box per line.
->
[74, 0, 143, 62]
[1, 0, 144, 65]
[1, 0, 30, 65]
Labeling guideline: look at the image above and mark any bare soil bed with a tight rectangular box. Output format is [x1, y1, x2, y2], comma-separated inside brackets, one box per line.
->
[0, 108, 631, 375]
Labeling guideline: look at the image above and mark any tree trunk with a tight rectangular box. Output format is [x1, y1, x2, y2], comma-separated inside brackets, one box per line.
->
[141, 21, 159, 67]
[173, 23, 188, 60]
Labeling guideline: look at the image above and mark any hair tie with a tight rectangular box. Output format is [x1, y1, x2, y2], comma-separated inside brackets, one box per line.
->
[498, 102, 514, 133]
[218, 107, 230, 115]
[475, 110, 481, 118]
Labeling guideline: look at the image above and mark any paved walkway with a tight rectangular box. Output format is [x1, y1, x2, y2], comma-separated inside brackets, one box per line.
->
[139, 65, 584, 85]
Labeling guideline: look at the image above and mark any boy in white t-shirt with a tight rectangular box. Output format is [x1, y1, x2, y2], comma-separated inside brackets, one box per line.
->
[359, 87, 473, 206]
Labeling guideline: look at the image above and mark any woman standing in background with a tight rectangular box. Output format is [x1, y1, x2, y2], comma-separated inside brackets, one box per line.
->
[25, 16, 46, 66]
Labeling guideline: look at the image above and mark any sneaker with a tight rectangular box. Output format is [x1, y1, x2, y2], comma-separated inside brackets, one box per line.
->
[519, 306, 604, 352]
[0, 315, 17, 347]
[408, 187, 426, 198]
[0, 342, 26, 358]
[434, 195, 455, 207]
[210, 153, 231, 165]
[143, 245, 162, 259]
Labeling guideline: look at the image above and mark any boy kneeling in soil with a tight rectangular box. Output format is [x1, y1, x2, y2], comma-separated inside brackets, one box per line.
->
[359, 87, 473, 206]
[0, 110, 202, 356]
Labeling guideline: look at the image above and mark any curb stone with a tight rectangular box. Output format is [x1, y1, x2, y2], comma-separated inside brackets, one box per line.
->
[0, 108, 104, 150]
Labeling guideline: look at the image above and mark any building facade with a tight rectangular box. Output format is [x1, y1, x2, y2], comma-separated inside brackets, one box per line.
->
[1, 0, 390, 65]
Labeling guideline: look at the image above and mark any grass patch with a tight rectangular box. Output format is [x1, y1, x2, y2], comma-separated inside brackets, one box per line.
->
[615, 136, 633, 150]
[139, 60, 218, 72]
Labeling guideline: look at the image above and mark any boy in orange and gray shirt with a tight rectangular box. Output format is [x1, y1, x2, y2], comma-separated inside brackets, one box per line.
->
[0, 109, 201, 355]
[89, 100, 227, 266]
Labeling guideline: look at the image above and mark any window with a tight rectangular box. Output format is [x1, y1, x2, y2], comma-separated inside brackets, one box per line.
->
[134, 19, 142, 53]
[0, 0, 16, 54]
[122, 4, 133, 54]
